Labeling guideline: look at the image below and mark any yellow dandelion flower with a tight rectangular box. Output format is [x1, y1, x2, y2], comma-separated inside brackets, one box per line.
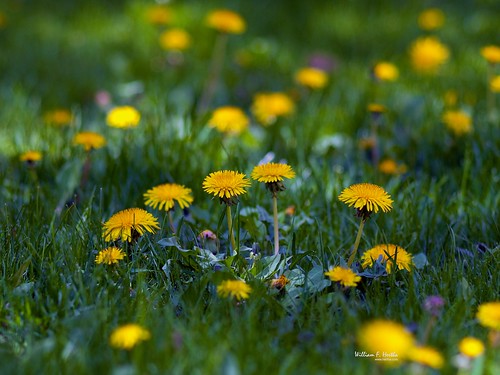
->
[102, 208, 160, 242]
[294, 67, 329, 89]
[145, 5, 171, 25]
[251, 162, 295, 183]
[338, 183, 393, 214]
[358, 320, 415, 362]
[481, 45, 500, 64]
[378, 159, 407, 175]
[418, 8, 445, 31]
[361, 244, 413, 273]
[490, 75, 500, 93]
[106, 106, 141, 129]
[159, 28, 191, 51]
[144, 183, 193, 211]
[109, 324, 151, 350]
[459, 337, 485, 358]
[251, 92, 295, 126]
[325, 266, 361, 287]
[208, 106, 249, 135]
[373, 62, 399, 81]
[442, 110, 473, 136]
[270, 275, 290, 290]
[476, 301, 500, 330]
[444, 90, 458, 107]
[95, 247, 126, 265]
[217, 279, 252, 300]
[206, 9, 246, 34]
[408, 346, 444, 369]
[202, 170, 250, 203]
[367, 103, 386, 114]
[19, 151, 42, 163]
[73, 131, 106, 151]
[44, 109, 73, 126]
[410, 36, 450, 74]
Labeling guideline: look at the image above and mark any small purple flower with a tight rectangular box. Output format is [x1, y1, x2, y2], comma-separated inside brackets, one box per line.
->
[423, 295, 445, 316]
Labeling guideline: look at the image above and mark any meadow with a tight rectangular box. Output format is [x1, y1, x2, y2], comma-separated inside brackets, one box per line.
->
[0, 1, 499, 374]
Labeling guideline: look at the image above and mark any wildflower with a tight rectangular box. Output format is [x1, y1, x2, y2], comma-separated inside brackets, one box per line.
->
[325, 266, 361, 287]
[459, 337, 485, 358]
[208, 106, 249, 135]
[367, 103, 386, 114]
[145, 4, 171, 25]
[144, 183, 193, 211]
[159, 28, 191, 51]
[481, 45, 500, 64]
[73, 131, 106, 151]
[361, 244, 413, 273]
[109, 324, 151, 350]
[199, 229, 217, 241]
[206, 9, 246, 34]
[20, 151, 42, 164]
[217, 279, 252, 300]
[294, 67, 328, 89]
[410, 36, 450, 74]
[442, 110, 472, 136]
[418, 8, 445, 31]
[251, 92, 295, 126]
[490, 75, 500, 92]
[338, 183, 393, 216]
[358, 320, 415, 362]
[102, 208, 160, 242]
[476, 301, 500, 330]
[271, 275, 290, 290]
[373, 62, 399, 81]
[202, 170, 250, 206]
[408, 346, 444, 369]
[358, 137, 376, 150]
[378, 159, 407, 175]
[423, 295, 445, 316]
[106, 106, 141, 129]
[44, 109, 73, 126]
[95, 247, 126, 265]
[285, 205, 295, 216]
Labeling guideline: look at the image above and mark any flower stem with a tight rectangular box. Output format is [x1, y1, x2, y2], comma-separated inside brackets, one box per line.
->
[347, 218, 366, 267]
[167, 210, 175, 234]
[272, 195, 280, 256]
[226, 205, 236, 255]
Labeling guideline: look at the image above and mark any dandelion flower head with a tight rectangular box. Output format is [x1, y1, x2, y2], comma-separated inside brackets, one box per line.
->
[490, 75, 500, 93]
[361, 244, 413, 273]
[459, 337, 485, 358]
[418, 8, 445, 30]
[145, 4, 171, 25]
[367, 103, 386, 114]
[410, 36, 450, 74]
[294, 67, 329, 89]
[202, 170, 250, 204]
[378, 159, 407, 175]
[271, 275, 290, 290]
[102, 208, 160, 242]
[338, 183, 393, 215]
[109, 324, 151, 350]
[481, 45, 500, 64]
[408, 346, 444, 369]
[73, 131, 106, 151]
[159, 28, 191, 51]
[442, 110, 472, 136]
[95, 247, 126, 265]
[217, 279, 252, 300]
[251, 162, 295, 183]
[106, 106, 141, 129]
[373, 62, 399, 81]
[144, 183, 193, 211]
[208, 106, 249, 135]
[325, 266, 361, 288]
[44, 108, 73, 126]
[476, 301, 500, 331]
[251, 92, 295, 126]
[20, 151, 42, 163]
[206, 9, 246, 34]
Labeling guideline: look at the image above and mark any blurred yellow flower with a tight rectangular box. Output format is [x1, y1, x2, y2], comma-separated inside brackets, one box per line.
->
[208, 106, 249, 135]
[481, 45, 500, 64]
[109, 324, 151, 350]
[442, 110, 472, 136]
[44, 109, 73, 126]
[159, 28, 191, 51]
[408, 346, 444, 369]
[106, 106, 141, 129]
[206, 9, 245, 34]
[418, 8, 445, 31]
[490, 75, 500, 93]
[361, 244, 413, 273]
[102, 208, 160, 242]
[270, 275, 290, 290]
[476, 301, 500, 330]
[367, 103, 386, 114]
[325, 266, 361, 287]
[203, 170, 250, 204]
[19, 151, 42, 163]
[295, 67, 328, 89]
[217, 279, 252, 300]
[144, 183, 193, 211]
[145, 5, 171, 25]
[459, 337, 485, 358]
[251, 92, 295, 126]
[378, 159, 407, 175]
[95, 247, 126, 265]
[338, 183, 393, 214]
[410, 37, 450, 74]
[444, 90, 458, 107]
[73, 131, 106, 151]
[373, 62, 399, 81]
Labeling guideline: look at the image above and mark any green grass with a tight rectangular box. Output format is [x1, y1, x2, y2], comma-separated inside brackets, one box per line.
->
[1, 1, 499, 374]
